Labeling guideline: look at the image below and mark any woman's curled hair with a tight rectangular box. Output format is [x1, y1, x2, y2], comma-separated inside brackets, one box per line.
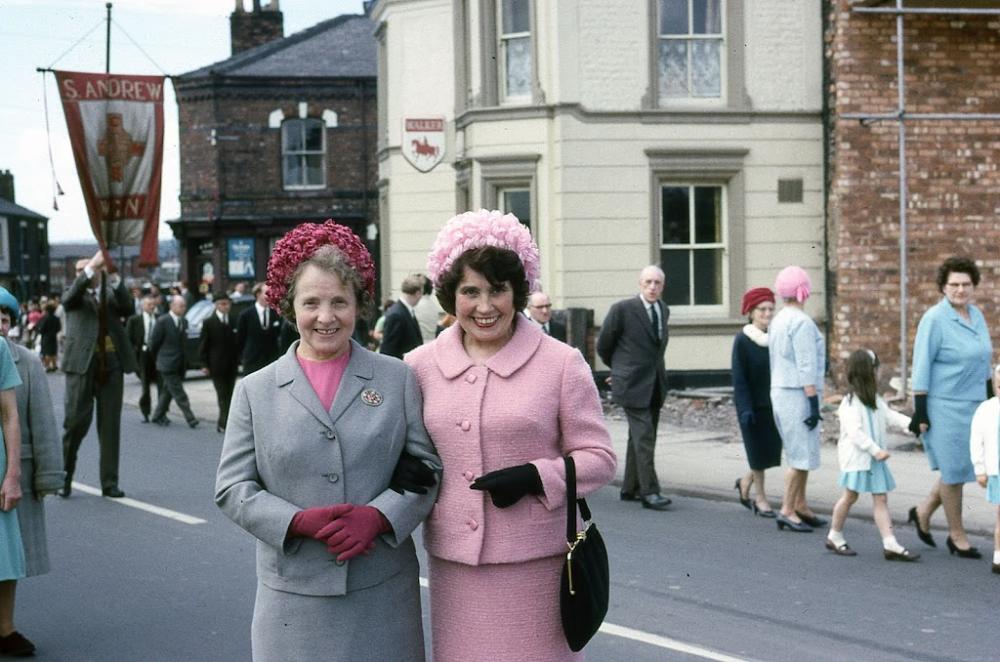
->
[435, 246, 529, 316]
[936, 256, 980, 292]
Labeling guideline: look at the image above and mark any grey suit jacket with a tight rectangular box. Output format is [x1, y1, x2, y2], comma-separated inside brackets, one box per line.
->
[8, 340, 64, 492]
[215, 339, 441, 597]
[60, 272, 138, 375]
[150, 313, 187, 374]
[597, 296, 670, 409]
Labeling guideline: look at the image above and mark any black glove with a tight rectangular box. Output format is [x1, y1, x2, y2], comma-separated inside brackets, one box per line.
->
[908, 394, 930, 436]
[470, 463, 543, 508]
[389, 451, 438, 495]
[988, 379, 995, 400]
[803, 395, 822, 430]
[738, 410, 755, 427]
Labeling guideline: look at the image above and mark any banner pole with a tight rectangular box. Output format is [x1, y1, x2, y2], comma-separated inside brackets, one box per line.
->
[105, 3, 112, 74]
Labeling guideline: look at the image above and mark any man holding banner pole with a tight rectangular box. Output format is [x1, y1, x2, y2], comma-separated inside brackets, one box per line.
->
[60, 250, 137, 498]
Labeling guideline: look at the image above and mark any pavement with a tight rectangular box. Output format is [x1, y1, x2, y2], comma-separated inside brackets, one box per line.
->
[125, 372, 999, 538]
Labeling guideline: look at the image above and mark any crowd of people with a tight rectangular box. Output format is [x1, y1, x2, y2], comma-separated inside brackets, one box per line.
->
[731, 256, 1000, 572]
[2, 220, 1000, 659]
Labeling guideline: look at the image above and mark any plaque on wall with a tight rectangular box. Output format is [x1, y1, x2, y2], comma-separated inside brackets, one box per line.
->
[227, 238, 255, 278]
[402, 117, 446, 173]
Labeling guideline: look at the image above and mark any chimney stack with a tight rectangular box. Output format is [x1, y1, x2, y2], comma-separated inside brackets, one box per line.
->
[0, 170, 14, 203]
[230, 0, 284, 56]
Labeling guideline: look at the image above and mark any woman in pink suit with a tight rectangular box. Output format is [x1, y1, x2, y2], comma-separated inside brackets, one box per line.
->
[404, 210, 616, 661]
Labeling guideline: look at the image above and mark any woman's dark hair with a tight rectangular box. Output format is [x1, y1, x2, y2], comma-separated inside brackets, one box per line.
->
[846, 349, 879, 410]
[435, 246, 529, 316]
[936, 256, 980, 292]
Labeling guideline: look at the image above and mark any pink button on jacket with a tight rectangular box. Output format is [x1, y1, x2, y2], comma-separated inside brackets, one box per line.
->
[405, 318, 616, 566]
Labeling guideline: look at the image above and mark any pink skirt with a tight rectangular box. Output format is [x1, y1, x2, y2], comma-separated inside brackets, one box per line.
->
[429, 553, 583, 662]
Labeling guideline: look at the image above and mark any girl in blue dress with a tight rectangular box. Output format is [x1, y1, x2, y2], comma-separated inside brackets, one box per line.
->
[0, 336, 28, 655]
[969, 364, 1000, 574]
[826, 350, 919, 561]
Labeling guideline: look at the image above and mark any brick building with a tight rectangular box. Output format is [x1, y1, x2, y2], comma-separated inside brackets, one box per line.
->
[170, 2, 378, 298]
[827, 0, 1000, 388]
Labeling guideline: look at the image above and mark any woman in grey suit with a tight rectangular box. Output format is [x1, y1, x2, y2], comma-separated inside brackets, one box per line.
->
[0, 288, 63, 657]
[215, 220, 440, 662]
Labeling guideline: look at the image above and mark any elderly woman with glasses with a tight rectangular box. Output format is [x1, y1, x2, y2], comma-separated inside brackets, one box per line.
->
[908, 256, 993, 559]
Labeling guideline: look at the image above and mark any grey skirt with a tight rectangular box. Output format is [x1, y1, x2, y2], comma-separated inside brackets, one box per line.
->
[251, 566, 425, 662]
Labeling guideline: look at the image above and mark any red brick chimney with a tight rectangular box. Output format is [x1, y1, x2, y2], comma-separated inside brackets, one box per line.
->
[230, 0, 284, 55]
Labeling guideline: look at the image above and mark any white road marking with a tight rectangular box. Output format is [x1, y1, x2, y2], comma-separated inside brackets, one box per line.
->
[417, 577, 749, 661]
[71, 482, 207, 525]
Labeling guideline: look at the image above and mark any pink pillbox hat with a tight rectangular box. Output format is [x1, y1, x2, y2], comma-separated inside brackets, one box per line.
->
[774, 266, 811, 303]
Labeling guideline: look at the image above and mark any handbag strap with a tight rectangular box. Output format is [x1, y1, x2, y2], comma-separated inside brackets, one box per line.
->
[564, 456, 593, 544]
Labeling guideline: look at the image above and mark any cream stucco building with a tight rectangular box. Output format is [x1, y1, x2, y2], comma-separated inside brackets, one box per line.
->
[372, 0, 825, 378]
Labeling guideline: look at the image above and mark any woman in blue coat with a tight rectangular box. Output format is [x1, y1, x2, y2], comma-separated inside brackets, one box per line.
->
[732, 287, 781, 517]
[909, 257, 992, 558]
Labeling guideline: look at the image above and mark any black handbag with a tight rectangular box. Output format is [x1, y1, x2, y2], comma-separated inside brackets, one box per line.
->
[559, 456, 610, 652]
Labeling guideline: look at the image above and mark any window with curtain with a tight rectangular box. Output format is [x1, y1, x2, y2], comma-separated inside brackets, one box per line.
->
[499, 0, 532, 101]
[660, 184, 726, 307]
[498, 187, 531, 229]
[658, 0, 724, 99]
[282, 118, 326, 189]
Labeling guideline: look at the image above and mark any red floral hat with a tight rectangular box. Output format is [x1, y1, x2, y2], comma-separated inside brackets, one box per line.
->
[266, 220, 375, 310]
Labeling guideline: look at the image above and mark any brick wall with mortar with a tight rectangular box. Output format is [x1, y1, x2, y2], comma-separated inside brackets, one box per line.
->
[827, 0, 1000, 388]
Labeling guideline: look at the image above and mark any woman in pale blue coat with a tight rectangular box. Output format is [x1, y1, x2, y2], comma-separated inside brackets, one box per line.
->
[909, 257, 992, 558]
[769, 266, 826, 533]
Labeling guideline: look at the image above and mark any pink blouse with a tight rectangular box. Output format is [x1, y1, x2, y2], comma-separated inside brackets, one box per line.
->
[296, 349, 351, 411]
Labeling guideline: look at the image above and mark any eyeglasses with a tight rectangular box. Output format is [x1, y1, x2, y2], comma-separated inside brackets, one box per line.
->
[945, 282, 974, 290]
[530, 304, 552, 309]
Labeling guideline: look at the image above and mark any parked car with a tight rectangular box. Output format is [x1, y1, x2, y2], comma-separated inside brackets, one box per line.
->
[183, 294, 254, 372]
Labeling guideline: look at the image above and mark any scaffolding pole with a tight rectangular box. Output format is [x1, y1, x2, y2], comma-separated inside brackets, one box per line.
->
[841, 0, 1000, 399]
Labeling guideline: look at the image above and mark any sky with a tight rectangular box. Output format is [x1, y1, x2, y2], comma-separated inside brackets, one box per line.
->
[0, 0, 366, 243]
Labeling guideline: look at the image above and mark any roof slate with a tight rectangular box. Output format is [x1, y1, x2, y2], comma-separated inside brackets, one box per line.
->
[0, 198, 47, 221]
[179, 14, 376, 80]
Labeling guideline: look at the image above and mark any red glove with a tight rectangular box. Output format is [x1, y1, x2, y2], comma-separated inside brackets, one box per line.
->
[317, 505, 391, 561]
[288, 504, 354, 540]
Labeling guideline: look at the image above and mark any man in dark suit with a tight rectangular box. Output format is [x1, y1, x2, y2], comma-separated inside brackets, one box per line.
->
[597, 265, 671, 511]
[199, 293, 240, 433]
[379, 275, 424, 359]
[149, 295, 198, 428]
[125, 293, 160, 422]
[525, 291, 567, 342]
[61, 250, 138, 498]
[237, 282, 281, 375]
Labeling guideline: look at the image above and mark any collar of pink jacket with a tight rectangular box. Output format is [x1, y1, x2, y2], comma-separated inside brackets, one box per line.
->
[431, 316, 543, 379]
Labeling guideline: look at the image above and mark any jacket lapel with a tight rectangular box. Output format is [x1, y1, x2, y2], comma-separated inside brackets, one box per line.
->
[329, 341, 375, 427]
[631, 298, 658, 344]
[275, 345, 334, 429]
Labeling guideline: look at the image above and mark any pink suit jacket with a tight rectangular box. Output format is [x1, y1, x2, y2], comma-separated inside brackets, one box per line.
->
[405, 317, 616, 566]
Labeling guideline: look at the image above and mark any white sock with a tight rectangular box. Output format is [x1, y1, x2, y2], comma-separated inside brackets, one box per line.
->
[828, 530, 847, 547]
[993, 550, 1000, 564]
[882, 536, 905, 554]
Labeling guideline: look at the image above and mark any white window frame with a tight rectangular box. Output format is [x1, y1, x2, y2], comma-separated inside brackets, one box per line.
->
[281, 118, 327, 191]
[658, 183, 728, 314]
[658, 0, 726, 103]
[478, 154, 539, 241]
[498, 0, 533, 103]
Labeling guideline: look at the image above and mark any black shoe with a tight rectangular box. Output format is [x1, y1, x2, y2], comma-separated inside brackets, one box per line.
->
[796, 511, 828, 527]
[216, 425, 226, 434]
[752, 502, 777, 518]
[188, 419, 199, 429]
[152, 417, 170, 427]
[908, 506, 937, 547]
[619, 492, 640, 502]
[640, 494, 672, 511]
[734, 478, 751, 511]
[0, 630, 36, 656]
[945, 536, 982, 559]
[992, 562, 1000, 574]
[141, 415, 150, 423]
[884, 548, 920, 562]
[102, 487, 125, 498]
[776, 514, 813, 532]
[59, 478, 72, 498]
[825, 539, 857, 556]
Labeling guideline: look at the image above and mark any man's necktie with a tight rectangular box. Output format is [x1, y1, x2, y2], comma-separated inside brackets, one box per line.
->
[262, 309, 268, 329]
[145, 315, 152, 345]
[650, 303, 660, 340]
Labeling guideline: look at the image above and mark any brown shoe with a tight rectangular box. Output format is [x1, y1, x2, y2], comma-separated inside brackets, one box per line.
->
[825, 539, 857, 556]
[884, 548, 920, 562]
